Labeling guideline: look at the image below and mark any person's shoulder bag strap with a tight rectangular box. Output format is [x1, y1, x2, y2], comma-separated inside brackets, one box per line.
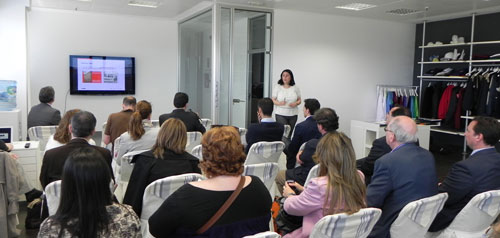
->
[196, 176, 246, 235]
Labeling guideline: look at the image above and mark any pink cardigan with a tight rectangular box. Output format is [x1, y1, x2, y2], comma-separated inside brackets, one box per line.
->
[283, 171, 364, 238]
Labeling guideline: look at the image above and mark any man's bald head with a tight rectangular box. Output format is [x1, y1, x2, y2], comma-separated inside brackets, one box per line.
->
[387, 116, 418, 144]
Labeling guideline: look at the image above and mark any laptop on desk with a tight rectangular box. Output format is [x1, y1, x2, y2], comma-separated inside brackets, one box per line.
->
[0, 127, 13, 143]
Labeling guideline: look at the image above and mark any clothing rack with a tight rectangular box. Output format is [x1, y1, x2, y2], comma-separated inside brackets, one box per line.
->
[375, 85, 420, 121]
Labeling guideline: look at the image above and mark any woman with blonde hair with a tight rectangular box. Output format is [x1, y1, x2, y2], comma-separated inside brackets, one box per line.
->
[281, 131, 366, 238]
[116, 100, 159, 164]
[45, 109, 96, 152]
[148, 126, 272, 237]
[123, 118, 201, 215]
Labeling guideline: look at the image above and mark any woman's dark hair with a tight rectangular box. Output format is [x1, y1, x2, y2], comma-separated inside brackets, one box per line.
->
[129, 100, 152, 140]
[54, 147, 113, 238]
[277, 69, 295, 86]
[54, 109, 81, 144]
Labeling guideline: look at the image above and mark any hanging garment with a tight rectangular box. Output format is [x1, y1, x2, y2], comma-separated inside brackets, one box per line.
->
[432, 83, 445, 118]
[476, 76, 490, 116]
[420, 85, 434, 118]
[491, 74, 500, 118]
[376, 88, 386, 122]
[414, 95, 419, 118]
[462, 78, 474, 111]
[454, 88, 465, 130]
[386, 92, 393, 115]
[444, 86, 461, 128]
[438, 85, 455, 119]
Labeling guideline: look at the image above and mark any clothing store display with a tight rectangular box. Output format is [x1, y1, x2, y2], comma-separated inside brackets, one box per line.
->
[375, 86, 419, 121]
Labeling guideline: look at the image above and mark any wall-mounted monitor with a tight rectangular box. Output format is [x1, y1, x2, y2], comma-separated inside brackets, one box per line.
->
[69, 55, 135, 95]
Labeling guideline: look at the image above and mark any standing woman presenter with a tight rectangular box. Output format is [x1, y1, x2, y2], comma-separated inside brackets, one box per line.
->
[272, 69, 301, 138]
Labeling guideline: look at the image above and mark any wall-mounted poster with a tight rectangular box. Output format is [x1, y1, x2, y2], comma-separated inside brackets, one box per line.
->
[0, 80, 17, 111]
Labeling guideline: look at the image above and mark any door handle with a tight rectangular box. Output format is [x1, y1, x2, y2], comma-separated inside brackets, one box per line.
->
[233, 98, 246, 103]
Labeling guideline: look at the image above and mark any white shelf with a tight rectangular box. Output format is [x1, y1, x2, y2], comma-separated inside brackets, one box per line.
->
[419, 42, 470, 48]
[417, 76, 468, 79]
[469, 59, 500, 63]
[430, 128, 464, 136]
[470, 40, 500, 45]
[418, 60, 468, 64]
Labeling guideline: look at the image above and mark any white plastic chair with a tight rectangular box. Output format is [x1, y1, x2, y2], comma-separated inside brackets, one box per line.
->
[245, 141, 285, 165]
[100, 122, 107, 148]
[200, 118, 212, 131]
[191, 144, 203, 160]
[428, 190, 500, 238]
[27, 125, 57, 151]
[45, 180, 62, 216]
[243, 231, 281, 238]
[304, 164, 320, 188]
[111, 136, 122, 180]
[310, 207, 382, 238]
[243, 162, 279, 193]
[186, 131, 202, 154]
[239, 128, 248, 147]
[141, 173, 204, 238]
[114, 149, 148, 203]
[390, 193, 448, 238]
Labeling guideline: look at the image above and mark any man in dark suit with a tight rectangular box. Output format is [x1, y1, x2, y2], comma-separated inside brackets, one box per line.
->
[159, 92, 205, 134]
[245, 98, 284, 153]
[40, 111, 112, 189]
[276, 107, 339, 194]
[429, 116, 500, 232]
[286, 98, 321, 169]
[367, 116, 438, 238]
[27, 86, 61, 130]
[357, 106, 411, 185]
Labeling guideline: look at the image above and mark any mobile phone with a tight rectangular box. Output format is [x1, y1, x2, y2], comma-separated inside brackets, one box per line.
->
[286, 180, 300, 194]
[24, 142, 30, 148]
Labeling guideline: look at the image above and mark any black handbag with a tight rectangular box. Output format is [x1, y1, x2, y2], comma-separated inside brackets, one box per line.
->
[275, 197, 303, 235]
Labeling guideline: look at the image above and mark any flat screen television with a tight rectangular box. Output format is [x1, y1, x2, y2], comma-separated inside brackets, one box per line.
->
[69, 55, 135, 95]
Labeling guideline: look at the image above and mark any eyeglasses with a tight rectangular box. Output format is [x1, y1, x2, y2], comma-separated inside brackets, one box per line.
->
[384, 127, 393, 133]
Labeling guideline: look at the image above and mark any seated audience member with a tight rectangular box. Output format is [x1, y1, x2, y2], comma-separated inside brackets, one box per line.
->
[356, 105, 410, 185]
[245, 97, 285, 153]
[159, 92, 205, 133]
[367, 116, 438, 238]
[286, 98, 321, 169]
[429, 116, 500, 232]
[28, 86, 61, 130]
[282, 132, 366, 238]
[0, 139, 13, 152]
[37, 147, 141, 238]
[103, 96, 136, 150]
[148, 126, 272, 237]
[116, 100, 160, 165]
[123, 118, 201, 215]
[40, 111, 112, 189]
[276, 108, 339, 194]
[0, 143, 36, 200]
[45, 109, 96, 152]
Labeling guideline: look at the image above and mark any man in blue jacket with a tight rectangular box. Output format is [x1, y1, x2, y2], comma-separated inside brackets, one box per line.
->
[286, 98, 321, 169]
[429, 116, 500, 232]
[367, 116, 438, 238]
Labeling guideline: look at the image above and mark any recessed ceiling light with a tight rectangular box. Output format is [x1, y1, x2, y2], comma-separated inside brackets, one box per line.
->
[335, 3, 376, 11]
[386, 8, 422, 16]
[77, 0, 92, 2]
[128, 0, 159, 8]
[248, 1, 264, 6]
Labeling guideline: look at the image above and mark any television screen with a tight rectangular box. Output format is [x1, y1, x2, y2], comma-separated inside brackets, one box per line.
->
[69, 55, 135, 95]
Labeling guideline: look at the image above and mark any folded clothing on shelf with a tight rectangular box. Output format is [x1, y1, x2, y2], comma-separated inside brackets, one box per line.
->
[473, 54, 490, 60]
[490, 53, 500, 59]
[435, 68, 454, 76]
[425, 68, 443, 75]
[450, 68, 468, 76]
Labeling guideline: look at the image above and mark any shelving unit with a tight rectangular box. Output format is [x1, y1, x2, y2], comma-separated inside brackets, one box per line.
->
[416, 13, 500, 158]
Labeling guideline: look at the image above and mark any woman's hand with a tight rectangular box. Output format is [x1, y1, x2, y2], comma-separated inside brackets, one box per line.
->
[288, 182, 304, 193]
[283, 183, 296, 198]
[272, 97, 287, 106]
[289, 102, 298, 107]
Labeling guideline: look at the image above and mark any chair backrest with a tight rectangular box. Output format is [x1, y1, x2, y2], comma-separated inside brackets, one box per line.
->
[151, 119, 160, 128]
[200, 118, 212, 131]
[27, 125, 57, 151]
[186, 131, 202, 154]
[446, 189, 500, 234]
[310, 207, 382, 238]
[243, 162, 279, 192]
[304, 164, 320, 188]
[120, 149, 149, 183]
[239, 127, 247, 146]
[243, 231, 281, 238]
[390, 193, 448, 238]
[283, 124, 291, 138]
[101, 122, 107, 147]
[245, 141, 285, 165]
[45, 180, 62, 216]
[111, 136, 122, 178]
[140, 173, 203, 238]
[191, 144, 203, 160]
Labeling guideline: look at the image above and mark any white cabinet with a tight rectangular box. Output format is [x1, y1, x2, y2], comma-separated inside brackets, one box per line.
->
[350, 120, 430, 160]
[0, 109, 22, 141]
[12, 141, 42, 191]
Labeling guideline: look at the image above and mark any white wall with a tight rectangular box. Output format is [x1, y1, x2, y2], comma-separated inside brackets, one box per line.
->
[273, 10, 416, 135]
[28, 8, 178, 130]
[0, 0, 29, 139]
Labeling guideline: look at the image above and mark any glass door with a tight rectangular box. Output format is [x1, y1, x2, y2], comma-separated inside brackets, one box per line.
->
[219, 8, 272, 128]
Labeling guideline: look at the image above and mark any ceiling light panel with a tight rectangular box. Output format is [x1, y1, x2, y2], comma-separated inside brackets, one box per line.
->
[128, 0, 160, 8]
[386, 8, 422, 16]
[335, 3, 377, 11]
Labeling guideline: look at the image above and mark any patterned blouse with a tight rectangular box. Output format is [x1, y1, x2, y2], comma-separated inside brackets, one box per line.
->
[37, 204, 141, 238]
